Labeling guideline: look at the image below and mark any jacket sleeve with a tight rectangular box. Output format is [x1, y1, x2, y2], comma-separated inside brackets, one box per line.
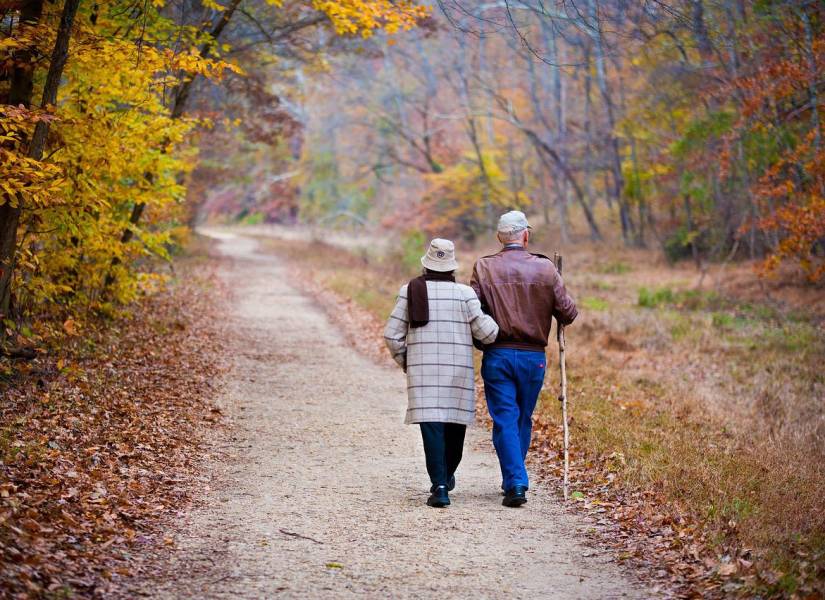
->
[383, 285, 409, 369]
[551, 270, 578, 326]
[465, 290, 499, 345]
[470, 261, 490, 314]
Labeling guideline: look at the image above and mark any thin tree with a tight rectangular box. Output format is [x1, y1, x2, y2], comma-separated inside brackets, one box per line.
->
[0, 0, 81, 322]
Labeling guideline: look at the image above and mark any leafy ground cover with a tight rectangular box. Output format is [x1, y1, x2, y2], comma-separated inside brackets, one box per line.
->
[0, 255, 227, 597]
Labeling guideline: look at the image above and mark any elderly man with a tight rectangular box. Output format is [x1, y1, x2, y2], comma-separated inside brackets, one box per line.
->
[471, 211, 578, 507]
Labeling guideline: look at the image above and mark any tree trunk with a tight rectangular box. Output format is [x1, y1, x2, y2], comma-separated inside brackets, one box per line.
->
[683, 194, 701, 269]
[524, 49, 552, 225]
[466, 114, 494, 219]
[0, 0, 46, 320]
[170, 0, 243, 119]
[691, 0, 714, 62]
[583, 43, 597, 209]
[103, 200, 147, 287]
[629, 128, 646, 247]
[799, 8, 821, 153]
[456, 27, 494, 226]
[588, 0, 633, 243]
[555, 179, 570, 244]
[0, 0, 77, 320]
[522, 126, 603, 240]
[6, 0, 45, 106]
[29, 0, 81, 161]
[525, 24, 573, 240]
[0, 201, 21, 320]
[478, 33, 495, 146]
[549, 24, 569, 243]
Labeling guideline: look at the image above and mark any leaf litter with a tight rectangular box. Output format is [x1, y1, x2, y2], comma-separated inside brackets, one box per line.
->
[0, 259, 228, 597]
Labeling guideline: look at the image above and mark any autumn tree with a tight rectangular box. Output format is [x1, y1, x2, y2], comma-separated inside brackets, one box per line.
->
[0, 0, 429, 345]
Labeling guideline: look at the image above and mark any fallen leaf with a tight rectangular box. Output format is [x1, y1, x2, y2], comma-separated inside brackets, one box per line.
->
[62, 319, 78, 336]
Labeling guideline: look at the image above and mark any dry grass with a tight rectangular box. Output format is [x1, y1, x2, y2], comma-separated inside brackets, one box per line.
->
[536, 349, 825, 592]
[257, 235, 414, 318]
[548, 238, 825, 594]
[253, 229, 825, 597]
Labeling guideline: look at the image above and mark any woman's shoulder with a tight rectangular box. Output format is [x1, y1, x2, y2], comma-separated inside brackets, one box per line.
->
[454, 282, 478, 300]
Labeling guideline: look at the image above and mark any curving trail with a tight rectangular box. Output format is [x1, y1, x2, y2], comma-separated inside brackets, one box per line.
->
[131, 232, 650, 599]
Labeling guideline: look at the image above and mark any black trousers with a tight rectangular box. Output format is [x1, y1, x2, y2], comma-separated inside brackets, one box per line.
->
[419, 422, 467, 489]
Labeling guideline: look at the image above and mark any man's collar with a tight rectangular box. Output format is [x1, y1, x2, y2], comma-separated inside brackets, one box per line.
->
[502, 244, 525, 252]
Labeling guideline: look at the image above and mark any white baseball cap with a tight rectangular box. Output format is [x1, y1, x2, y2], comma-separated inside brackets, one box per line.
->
[421, 238, 459, 272]
[497, 210, 532, 233]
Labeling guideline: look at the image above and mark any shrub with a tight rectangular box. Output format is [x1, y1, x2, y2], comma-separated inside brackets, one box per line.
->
[638, 286, 675, 308]
[240, 212, 264, 225]
[711, 312, 735, 329]
[663, 226, 699, 263]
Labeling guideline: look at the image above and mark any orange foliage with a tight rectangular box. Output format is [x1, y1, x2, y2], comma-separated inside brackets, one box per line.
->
[754, 139, 825, 282]
[730, 12, 825, 282]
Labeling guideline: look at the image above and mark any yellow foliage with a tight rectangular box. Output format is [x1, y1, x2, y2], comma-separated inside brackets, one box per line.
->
[312, 0, 427, 37]
[200, 0, 226, 10]
[0, 4, 230, 314]
[0, 0, 427, 326]
[422, 149, 526, 241]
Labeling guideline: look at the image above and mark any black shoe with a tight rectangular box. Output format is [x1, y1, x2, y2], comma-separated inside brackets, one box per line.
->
[430, 476, 456, 494]
[427, 485, 450, 508]
[502, 485, 527, 507]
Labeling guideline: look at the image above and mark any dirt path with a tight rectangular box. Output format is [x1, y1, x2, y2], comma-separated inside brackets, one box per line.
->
[132, 233, 651, 599]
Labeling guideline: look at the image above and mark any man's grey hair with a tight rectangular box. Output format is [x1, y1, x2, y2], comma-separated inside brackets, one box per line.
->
[498, 227, 527, 243]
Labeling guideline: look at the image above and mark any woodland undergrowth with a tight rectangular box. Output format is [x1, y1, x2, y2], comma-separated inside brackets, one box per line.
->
[0, 255, 227, 597]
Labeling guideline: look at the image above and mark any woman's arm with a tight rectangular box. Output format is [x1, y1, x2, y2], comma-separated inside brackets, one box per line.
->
[466, 293, 499, 345]
[383, 285, 409, 369]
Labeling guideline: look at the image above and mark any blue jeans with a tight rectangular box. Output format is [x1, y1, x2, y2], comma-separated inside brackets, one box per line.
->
[481, 348, 547, 491]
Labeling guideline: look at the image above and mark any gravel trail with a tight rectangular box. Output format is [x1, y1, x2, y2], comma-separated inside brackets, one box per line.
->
[138, 232, 649, 599]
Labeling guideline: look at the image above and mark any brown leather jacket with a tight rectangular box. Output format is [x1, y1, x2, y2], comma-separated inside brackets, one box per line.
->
[470, 246, 578, 352]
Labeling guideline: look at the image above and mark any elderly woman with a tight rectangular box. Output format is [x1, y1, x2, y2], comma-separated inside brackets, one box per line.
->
[384, 238, 499, 508]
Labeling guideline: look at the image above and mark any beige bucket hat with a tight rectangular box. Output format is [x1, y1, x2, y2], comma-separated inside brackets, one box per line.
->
[497, 210, 532, 233]
[421, 238, 459, 272]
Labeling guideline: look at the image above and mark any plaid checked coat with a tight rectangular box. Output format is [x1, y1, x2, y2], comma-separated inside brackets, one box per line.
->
[384, 280, 499, 425]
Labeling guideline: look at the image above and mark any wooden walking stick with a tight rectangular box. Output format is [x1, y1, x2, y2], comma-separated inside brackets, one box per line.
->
[553, 252, 570, 501]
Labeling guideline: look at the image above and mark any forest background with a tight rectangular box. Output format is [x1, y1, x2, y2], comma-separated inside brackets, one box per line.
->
[1, 0, 824, 597]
